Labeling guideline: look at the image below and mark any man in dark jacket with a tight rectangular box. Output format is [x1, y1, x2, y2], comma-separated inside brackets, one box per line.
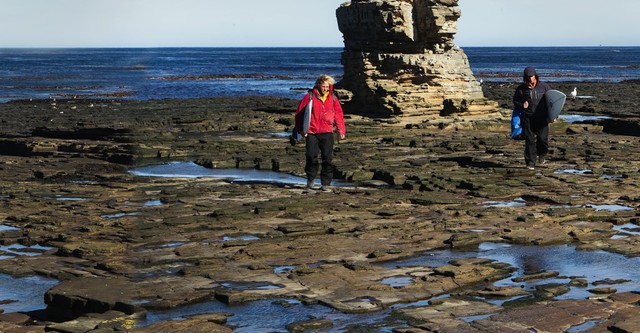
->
[513, 66, 552, 170]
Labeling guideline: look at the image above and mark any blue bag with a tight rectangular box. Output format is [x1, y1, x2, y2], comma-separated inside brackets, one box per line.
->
[511, 109, 524, 140]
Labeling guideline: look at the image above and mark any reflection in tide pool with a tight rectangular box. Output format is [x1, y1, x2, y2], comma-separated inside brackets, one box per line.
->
[0, 244, 54, 257]
[0, 274, 58, 313]
[222, 235, 260, 242]
[101, 212, 141, 219]
[380, 275, 415, 288]
[130, 161, 349, 187]
[140, 297, 408, 332]
[612, 224, 640, 239]
[482, 198, 526, 208]
[559, 114, 611, 123]
[139, 298, 334, 332]
[554, 169, 593, 175]
[270, 131, 292, 138]
[273, 265, 296, 274]
[584, 204, 633, 212]
[135, 242, 640, 331]
[551, 204, 634, 212]
[381, 242, 640, 301]
[55, 196, 88, 201]
[0, 225, 20, 232]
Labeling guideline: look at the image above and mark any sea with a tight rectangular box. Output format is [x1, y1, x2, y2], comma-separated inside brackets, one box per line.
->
[0, 46, 639, 103]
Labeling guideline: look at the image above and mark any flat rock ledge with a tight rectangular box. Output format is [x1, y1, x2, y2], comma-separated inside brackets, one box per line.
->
[1, 82, 640, 332]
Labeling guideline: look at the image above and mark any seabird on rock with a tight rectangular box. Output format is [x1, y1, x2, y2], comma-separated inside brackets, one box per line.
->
[571, 87, 577, 100]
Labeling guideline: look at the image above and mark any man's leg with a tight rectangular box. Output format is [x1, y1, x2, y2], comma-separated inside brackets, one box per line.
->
[305, 134, 320, 186]
[522, 116, 537, 167]
[317, 133, 335, 186]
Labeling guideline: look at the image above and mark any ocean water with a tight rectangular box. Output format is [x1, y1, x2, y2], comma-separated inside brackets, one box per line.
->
[0, 46, 639, 103]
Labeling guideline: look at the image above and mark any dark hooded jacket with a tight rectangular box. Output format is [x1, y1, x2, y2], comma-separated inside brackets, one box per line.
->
[513, 67, 551, 118]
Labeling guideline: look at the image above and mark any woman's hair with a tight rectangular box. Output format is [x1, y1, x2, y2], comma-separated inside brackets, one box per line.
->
[315, 74, 335, 88]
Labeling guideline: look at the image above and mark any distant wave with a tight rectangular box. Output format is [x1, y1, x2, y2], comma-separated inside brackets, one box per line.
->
[149, 74, 299, 81]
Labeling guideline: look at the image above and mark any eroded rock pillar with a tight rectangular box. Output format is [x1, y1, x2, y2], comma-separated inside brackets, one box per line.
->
[336, 0, 498, 118]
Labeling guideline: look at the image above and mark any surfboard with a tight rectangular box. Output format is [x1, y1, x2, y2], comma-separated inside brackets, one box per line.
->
[302, 93, 313, 134]
[545, 89, 566, 122]
[291, 92, 313, 142]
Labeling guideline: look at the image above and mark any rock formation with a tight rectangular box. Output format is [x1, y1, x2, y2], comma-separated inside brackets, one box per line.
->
[336, 0, 498, 118]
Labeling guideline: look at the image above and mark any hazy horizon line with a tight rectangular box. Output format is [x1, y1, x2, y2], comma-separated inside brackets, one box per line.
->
[1, 44, 638, 50]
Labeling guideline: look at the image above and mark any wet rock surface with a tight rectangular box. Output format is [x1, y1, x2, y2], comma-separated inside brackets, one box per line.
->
[0, 81, 639, 332]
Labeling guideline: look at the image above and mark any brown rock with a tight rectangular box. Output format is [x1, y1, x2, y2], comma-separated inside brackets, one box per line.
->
[336, 0, 499, 118]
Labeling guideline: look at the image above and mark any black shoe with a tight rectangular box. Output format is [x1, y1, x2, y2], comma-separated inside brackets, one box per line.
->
[319, 186, 332, 192]
[526, 163, 535, 170]
[538, 156, 547, 165]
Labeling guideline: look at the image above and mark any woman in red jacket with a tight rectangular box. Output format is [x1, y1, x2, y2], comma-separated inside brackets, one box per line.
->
[295, 74, 346, 191]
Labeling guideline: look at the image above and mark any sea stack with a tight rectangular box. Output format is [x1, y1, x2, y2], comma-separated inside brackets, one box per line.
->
[336, 0, 498, 119]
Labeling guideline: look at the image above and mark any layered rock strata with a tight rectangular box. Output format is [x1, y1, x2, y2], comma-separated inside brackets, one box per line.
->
[336, 0, 498, 118]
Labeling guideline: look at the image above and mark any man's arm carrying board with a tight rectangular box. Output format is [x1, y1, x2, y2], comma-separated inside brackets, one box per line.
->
[545, 89, 566, 123]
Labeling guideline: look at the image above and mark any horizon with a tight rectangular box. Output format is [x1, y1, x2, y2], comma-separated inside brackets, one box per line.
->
[1, 45, 639, 50]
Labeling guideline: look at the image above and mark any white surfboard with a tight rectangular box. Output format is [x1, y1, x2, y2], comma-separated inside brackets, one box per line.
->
[302, 93, 313, 134]
[545, 89, 566, 122]
[292, 92, 313, 142]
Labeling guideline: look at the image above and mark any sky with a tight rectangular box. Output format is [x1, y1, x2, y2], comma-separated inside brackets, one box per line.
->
[0, 0, 639, 48]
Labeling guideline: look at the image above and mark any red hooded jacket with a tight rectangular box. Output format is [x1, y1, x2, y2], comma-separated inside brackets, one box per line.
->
[295, 86, 346, 136]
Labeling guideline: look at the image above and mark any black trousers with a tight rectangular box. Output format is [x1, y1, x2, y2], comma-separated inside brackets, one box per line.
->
[522, 115, 549, 165]
[305, 133, 334, 186]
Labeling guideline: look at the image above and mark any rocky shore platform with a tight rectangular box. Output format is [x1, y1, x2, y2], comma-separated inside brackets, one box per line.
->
[1, 80, 640, 332]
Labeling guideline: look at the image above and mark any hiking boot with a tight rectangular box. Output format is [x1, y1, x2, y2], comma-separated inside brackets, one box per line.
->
[306, 180, 315, 189]
[526, 163, 535, 170]
[319, 186, 332, 192]
[538, 156, 547, 165]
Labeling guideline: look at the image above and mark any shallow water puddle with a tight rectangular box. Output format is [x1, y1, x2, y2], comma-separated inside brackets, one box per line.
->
[273, 265, 296, 274]
[0, 224, 20, 232]
[459, 313, 493, 323]
[559, 114, 611, 123]
[0, 244, 54, 257]
[380, 275, 415, 287]
[269, 131, 292, 138]
[0, 274, 58, 313]
[551, 203, 634, 212]
[380, 242, 640, 302]
[134, 242, 640, 331]
[554, 169, 594, 175]
[54, 196, 89, 201]
[600, 174, 624, 179]
[143, 200, 163, 207]
[220, 281, 284, 291]
[566, 319, 603, 332]
[482, 198, 526, 208]
[101, 212, 141, 219]
[222, 235, 260, 242]
[130, 161, 350, 187]
[612, 223, 640, 239]
[158, 242, 186, 248]
[584, 204, 633, 211]
[138, 298, 338, 332]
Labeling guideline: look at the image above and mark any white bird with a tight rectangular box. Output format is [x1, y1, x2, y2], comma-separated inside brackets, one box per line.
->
[570, 87, 577, 100]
